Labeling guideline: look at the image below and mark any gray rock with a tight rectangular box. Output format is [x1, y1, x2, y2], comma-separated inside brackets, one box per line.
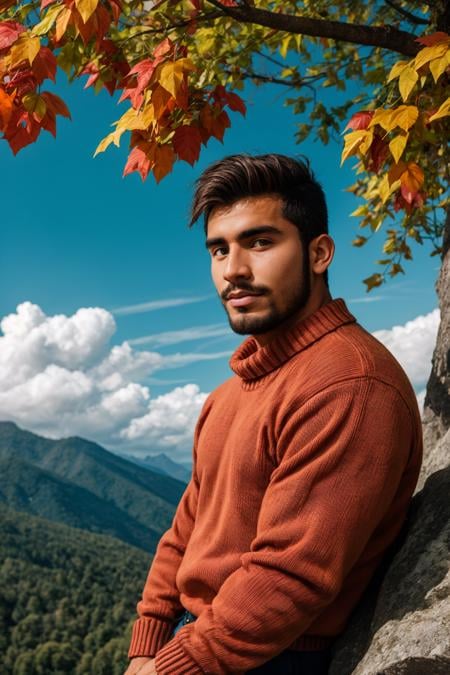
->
[329, 438, 450, 675]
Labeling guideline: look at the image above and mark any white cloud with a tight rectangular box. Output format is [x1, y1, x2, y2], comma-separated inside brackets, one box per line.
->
[112, 294, 212, 316]
[129, 323, 231, 348]
[0, 302, 221, 457]
[0, 302, 439, 457]
[372, 308, 439, 391]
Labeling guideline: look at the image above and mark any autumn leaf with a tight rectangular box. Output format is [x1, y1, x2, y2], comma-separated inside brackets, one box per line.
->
[0, 21, 26, 50]
[22, 92, 47, 121]
[55, 7, 72, 42]
[398, 65, 418, 101]
[32, 4, 63, 36]
[414, 43, 449, 71]
[173, 125, 202, 165]
[429, 52, 450, 83]
[400, 162, 424, 204]
[224, 91, 246, 115]
[76, 0, 99, 24]
[390, 105, 418, 132]
[363, 273, 383, 291]
[389, 133, 408, 164]
[387, 60, 409, 83]
[41, 91, 71, 118]
[341, 129, 372, 164]
[153, 143, 175, 182]
[345, 111, 374, 131]
[123, 144, 154, 181]
[416, 32, 450, 47]
[0, 88, 15, 131]
[428, 97, 450, 122]
[158, 58, 195, 99]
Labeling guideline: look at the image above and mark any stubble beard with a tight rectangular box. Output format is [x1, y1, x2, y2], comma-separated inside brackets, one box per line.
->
[224, 258, 311, 336]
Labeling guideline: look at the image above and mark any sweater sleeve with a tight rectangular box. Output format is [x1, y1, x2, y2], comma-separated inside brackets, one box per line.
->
[128, 396, 213, 658]
[153, 377, 418, 674]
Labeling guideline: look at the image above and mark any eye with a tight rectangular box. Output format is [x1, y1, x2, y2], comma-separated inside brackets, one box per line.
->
[251, 238, 271, 248]
[211, 246, 228, 258]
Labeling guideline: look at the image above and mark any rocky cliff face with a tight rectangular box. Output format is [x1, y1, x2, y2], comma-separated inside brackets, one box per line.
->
[330, 213, 450, 673]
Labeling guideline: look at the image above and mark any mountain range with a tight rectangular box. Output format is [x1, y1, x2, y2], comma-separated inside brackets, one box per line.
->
[0, 421, 187, 552]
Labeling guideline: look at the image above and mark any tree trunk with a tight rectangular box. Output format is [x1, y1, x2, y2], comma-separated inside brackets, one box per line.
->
[422, 205, 450, 456]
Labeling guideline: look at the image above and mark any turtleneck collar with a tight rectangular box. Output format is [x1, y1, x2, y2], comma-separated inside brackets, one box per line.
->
[229, 298, 356, 387]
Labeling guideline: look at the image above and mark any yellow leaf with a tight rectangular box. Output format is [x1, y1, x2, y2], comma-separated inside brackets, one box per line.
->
[369, 108, 396, 132]
[350, 205, 368, 217]
[398, 66, 418, 101]
[390, 105, 418, 132]
[280, 36, 292, 59]
[414, 43, 448, 71]
[10, 34, 40, 67]
[32, 4, 63, 37]
[341, 130, 371, 164]
[159, 58, 195, 98]
[94, 128, 122, 156]
[429, 52, 450, 83]
[429, 97, 450, 122]
[55, 7, 71, 42]
[389, 133, 408, 163]
[76, 0, 99, 24]
[22, 93, 47, 120]
[387, 60, 409, 82]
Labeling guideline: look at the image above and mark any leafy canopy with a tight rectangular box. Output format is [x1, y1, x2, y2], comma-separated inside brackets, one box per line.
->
[0, 0, 448, 288]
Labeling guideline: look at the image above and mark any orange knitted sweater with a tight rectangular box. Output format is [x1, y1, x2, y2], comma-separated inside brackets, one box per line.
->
[128, 298, 423, 674]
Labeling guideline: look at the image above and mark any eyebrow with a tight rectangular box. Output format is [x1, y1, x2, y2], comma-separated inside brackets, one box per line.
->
[205, 225, 283, 250]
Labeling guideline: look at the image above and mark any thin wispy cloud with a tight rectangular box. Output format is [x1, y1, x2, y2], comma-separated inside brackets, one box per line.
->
[348, 295, 384, 304]
[129, 323, 231, 348]
[112, 294, 213, 316]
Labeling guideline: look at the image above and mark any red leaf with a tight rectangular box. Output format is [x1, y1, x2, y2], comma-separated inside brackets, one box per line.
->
[123, 144, 153, 181]
[41, 0, 57, 9]
[153, 38, 173, 60]
[211, 109, 230, 142]
[173, 125, 202, 165]
[416, 31, 449, 47]
[5, 111, 41, 155]
[345, 110, 374, 131]
[224, 91, 246, 115]
[41, 91, 71, 119]
[369, 134, 388, 173]
[31, 47, 57, 84]
[127, 58, 155, 97]
[0, 87, 15, 131]
[217, 0, 238, 6]
[0, 21, 25, 50]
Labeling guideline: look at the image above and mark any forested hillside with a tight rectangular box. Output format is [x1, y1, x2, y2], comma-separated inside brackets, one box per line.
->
[0, 504, 156, 674]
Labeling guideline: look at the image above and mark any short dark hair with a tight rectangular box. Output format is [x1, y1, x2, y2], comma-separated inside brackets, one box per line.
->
[189, 153, 329, 285]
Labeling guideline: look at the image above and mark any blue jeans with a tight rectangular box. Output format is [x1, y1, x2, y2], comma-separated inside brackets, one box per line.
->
[171, 610, 331, 674]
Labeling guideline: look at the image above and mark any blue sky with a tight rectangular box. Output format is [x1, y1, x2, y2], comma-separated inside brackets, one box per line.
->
[0, 73, 440, 460]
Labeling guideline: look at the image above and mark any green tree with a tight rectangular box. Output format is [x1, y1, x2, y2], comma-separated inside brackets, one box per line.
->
[0, 1, 448, 444]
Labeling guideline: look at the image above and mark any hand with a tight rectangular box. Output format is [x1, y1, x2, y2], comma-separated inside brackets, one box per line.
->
[123, 656, 157, 675]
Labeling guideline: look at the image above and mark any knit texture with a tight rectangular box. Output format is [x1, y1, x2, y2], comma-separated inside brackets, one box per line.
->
[128, 298, 423, 674]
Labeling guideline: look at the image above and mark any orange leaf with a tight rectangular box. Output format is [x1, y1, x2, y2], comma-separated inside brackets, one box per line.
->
[173, 125, 202, 165]
[400, 162, 424, 204]
[0, 88, 14, 131]
[153, 143, 175, 182]
[211, 109, 230, 142]
[224, 91, 246, 115]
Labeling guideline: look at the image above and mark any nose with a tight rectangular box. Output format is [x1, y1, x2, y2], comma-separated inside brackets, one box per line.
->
[223, 246, 252, 284]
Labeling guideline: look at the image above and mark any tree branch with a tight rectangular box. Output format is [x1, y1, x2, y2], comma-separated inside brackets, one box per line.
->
[384, 0, 429, 26]
[205, 1, 421, 56]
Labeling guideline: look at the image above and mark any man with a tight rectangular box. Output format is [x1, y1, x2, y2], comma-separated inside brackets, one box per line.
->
[124, 154, 423, 675]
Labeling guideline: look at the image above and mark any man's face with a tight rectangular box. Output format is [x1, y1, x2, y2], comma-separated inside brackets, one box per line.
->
[206, 195, 311, 337]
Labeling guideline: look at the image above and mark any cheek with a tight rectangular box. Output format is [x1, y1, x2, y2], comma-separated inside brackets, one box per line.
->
[253, 246, 303, 290]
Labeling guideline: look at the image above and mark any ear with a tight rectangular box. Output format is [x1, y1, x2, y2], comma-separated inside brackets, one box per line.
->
[309, 234, 335, 275]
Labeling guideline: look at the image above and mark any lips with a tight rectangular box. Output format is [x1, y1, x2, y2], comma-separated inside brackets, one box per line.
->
[226, 291, 262, 308]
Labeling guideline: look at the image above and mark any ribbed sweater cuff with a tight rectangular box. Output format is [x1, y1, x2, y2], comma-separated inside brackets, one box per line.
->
[128, 617, 175, 658]
[155, 638, 203, 675]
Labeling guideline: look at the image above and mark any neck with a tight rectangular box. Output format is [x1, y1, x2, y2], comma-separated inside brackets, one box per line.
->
[253, 286, 333, 348]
